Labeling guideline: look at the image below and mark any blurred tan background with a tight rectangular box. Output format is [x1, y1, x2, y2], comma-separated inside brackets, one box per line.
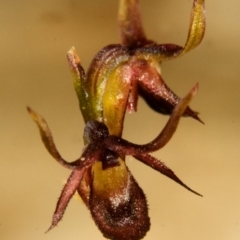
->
[1, 0, 240, 239]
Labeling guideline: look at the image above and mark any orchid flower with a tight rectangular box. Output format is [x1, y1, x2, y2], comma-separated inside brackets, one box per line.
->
[28, 84, 201, 240]
[28, 0, 205, 239]
[68, 0, 205, 136]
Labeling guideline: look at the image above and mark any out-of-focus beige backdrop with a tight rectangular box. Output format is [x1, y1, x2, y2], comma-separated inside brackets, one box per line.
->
[1, 0, 240, 239]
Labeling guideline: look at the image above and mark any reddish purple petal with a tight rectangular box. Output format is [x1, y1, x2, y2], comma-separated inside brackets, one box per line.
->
[134, 152, 202, 196]
[46, 168, 86, 232]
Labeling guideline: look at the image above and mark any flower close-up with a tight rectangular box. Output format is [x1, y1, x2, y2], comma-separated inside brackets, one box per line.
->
[4, 0, 240, 239]
[68, 0, 205, 137]
[28, 0, 205, 239]
[28, 84, 201, 240]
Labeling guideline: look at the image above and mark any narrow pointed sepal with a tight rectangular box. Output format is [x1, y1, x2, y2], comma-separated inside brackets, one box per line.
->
[27, 107, 78, 169]
[134, 0, 205, 61]
[118, 0, 149, 47]
[134, 153, 202, 197]
[46, 168, 86, 232]
[180, 0, 206, 56]
[67, 47, 92, 122]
